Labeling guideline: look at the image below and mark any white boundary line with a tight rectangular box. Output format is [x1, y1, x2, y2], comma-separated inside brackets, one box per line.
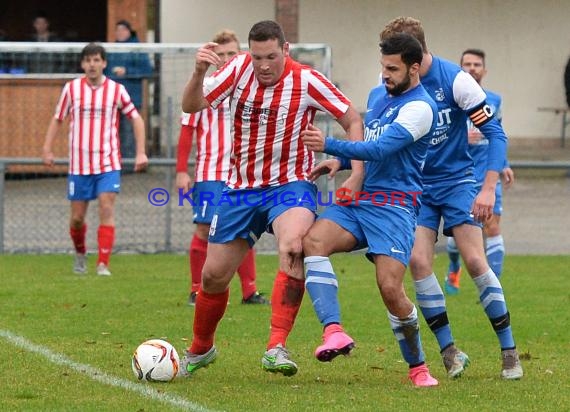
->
[0, 329, 219, 412]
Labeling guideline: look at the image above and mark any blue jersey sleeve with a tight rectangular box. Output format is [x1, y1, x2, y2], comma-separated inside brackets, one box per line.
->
[324, 123, 414, 162]
[477, 116, 508, 173]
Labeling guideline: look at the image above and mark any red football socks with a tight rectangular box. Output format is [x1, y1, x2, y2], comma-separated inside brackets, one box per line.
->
[237, 248, 257, 299]
[267, 270, 305, 349]
[97, 225, 114, 265]
[190, 288, 229, 354]
[70, 223, 87, 254]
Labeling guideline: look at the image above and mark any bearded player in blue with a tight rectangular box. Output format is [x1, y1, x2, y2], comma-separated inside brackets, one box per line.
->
[301, 33, 439, 387]
[380, 17, 523, 380]
[445, 49, 515, 294]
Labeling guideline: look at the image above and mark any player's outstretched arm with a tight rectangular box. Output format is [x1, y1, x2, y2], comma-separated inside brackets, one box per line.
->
[335, 105, 365, 194]
[301, 124, 358, 191]
[336, 105, 364, 174]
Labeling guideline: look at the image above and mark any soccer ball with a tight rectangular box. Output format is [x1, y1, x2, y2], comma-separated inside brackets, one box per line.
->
[132, 339, 180, 382]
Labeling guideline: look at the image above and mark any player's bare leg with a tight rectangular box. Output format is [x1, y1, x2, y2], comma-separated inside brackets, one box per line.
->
[188, 223, 265, 305]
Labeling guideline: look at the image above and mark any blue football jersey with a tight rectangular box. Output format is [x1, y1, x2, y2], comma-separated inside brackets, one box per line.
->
[324, 83, 438, 211]
[468, 89, 504, 183]
[419, 56, 507, 187]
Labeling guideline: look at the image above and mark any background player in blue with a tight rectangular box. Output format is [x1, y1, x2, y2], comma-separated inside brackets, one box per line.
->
[381, 17, 523, 380]
[445, 49, 515, 294]
[301, 33, 439, 387]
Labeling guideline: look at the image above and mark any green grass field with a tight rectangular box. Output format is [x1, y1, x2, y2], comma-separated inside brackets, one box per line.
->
[1, 254, 569, 411]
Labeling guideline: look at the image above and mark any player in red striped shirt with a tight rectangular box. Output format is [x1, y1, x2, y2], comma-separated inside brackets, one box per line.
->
[178, 20, 364, 378]
[42, 43, 148, 276]
[176, 29, 267, 306]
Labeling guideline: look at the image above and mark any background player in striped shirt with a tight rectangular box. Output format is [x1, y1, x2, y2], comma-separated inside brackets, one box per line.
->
[42, 43, 148, 276]
[178, 20, 364, 378]
[381, 17, 523, 380]
[176, 29, 267, 306]
[301, 33, 439, 387]
[445, 49, 515, 294]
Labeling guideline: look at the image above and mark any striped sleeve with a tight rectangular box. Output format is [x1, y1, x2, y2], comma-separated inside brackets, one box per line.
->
[54, 82, 71, 120]
[204, 54, 246, 108]
[305, 68, 350, 119]
[176, 124, 194, 172]
[118, 84, 139, 119]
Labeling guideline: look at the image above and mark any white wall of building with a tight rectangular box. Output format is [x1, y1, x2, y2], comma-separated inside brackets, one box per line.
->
[162, 0, 570, 140]
[160, 0, 273, 47]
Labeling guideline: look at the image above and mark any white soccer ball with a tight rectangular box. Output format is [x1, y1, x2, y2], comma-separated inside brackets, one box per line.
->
[132, 339, 180, 382]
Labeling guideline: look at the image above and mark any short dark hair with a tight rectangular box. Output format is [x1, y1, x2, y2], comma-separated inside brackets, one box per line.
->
[248, 20, 285, 47]
[461, 48, 486, 66]
[81, 43, 106, 61]
[380, 33, 423, 67]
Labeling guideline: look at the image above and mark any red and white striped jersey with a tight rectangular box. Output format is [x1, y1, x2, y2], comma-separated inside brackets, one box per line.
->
[177, 99, 232, 182]
[203, 54, 351, 189]
[54, 76, 139, 175]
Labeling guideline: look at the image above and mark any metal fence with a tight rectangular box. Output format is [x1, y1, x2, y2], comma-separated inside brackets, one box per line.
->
[1, 158, 193, 254]
[2, 157, 569, 254]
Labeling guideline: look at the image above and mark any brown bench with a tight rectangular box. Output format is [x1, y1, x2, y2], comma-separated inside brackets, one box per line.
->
[537, 107, 570, 147]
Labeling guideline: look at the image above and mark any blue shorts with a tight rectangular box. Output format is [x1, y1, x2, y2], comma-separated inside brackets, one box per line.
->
[319, 202, 417, 266]
[208, 181, 317, 247]
[191, 181, 226, 224]
[67, 171, 121, 201]
[418, 182, 482, 237]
